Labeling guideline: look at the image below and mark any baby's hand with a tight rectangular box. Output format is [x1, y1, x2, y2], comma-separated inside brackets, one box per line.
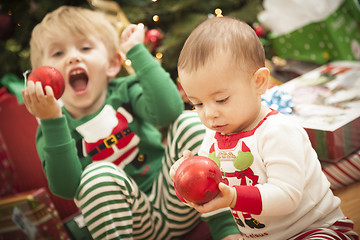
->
[169, 150, 193, 182]
[120, 24, 145, 54]
[22, 81, 62, 120]
[188, 182, 237, 213]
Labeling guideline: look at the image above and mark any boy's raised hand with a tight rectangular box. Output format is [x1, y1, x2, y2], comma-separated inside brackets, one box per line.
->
[120, 24, 145, 54]
[22, 81, 62, 120]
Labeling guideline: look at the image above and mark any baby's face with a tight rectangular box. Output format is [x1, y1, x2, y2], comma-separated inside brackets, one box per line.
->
[179, 54, 262, 134]
[40, 34, 115, 118]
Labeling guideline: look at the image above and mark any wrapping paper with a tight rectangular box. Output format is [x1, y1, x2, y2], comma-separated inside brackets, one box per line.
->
[322, 149, 360, 190]
[258, 0, 343, 36]
[0, 132, 20, 197]
[0, 188, 70, 240]
[265, 0, 360, 64]
[0, 87, 79, 220]
[278, 61, 360, 162]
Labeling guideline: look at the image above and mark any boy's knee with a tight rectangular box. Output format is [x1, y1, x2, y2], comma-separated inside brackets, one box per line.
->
[175, 110, 201, 124]
[76, 162, 135, 201]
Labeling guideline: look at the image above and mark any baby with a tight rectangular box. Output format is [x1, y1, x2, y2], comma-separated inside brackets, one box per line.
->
[171, 16, 359, 240]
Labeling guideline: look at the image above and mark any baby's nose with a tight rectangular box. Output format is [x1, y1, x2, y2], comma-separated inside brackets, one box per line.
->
[205, 106, 219, 119]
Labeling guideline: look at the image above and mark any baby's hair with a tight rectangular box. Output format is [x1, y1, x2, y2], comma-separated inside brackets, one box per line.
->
[30, 6, 120, 68]
[178, 16, 265, 74]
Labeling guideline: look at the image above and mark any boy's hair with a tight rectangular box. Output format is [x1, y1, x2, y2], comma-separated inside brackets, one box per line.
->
[30, 6, 120, 68]
[178, 16, 265, 74]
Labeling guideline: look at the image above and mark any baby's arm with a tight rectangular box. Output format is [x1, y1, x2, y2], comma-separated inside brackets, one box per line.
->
[22, 81, 62, 120]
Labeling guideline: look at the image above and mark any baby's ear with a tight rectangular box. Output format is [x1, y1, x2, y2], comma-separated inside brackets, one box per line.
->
[253, 67, 269, 95]
[106, 52, 122, 79]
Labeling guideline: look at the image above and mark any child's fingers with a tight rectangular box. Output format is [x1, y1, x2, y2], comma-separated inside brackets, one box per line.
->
[218, 182, 231, 193]
[219, 182, 237, 208]
[182, 150, 193, 160]
[218, 182, 235, 200]
[169, 166, 176, 180]
[188, 201, 211, 213]
[44, 85, 55, 98]
[121, 24, 136, 41]
[190, 183, 237, 213]
[25, 81, 39, 103]
[170, 158, 183, 180]
[169, 150, 194, 180]
[33, 81, 47, 102]
[22, 88, 32, 106]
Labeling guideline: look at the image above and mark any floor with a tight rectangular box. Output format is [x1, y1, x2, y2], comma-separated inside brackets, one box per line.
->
[333, 180, 360, 234]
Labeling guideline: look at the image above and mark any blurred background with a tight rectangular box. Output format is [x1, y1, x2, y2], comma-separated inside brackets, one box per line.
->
[0, 0, 266, 81]
[0, 0, 359, 238]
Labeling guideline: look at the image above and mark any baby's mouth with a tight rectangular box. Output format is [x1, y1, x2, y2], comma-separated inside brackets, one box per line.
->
[69, 69, 88, 93]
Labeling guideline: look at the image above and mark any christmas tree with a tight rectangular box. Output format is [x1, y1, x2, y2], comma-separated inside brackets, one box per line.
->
[0, 0, 264, 83]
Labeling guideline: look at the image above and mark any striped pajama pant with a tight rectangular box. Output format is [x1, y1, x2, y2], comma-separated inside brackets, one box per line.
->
[288, 217, 358, 240]
[75, 111, 207, 240]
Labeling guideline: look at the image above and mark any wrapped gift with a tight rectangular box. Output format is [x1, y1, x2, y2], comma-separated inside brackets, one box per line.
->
[0, 132, 20, 197]
[278, 61, 360, 162]
[0, 87, 79, 220]
[263, 0, 360, 64]
[322, 149, 360, 190]
[0, 188, 70, 240]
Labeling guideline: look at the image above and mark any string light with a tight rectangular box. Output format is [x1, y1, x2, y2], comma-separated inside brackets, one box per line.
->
[152, 0, 157, 2]
[153, 15, 159, 22]
[124, 59, 132, 66]
[215, 8, 223, 17]
[137, 23, 145, 28]
[155, 52, 163, 59]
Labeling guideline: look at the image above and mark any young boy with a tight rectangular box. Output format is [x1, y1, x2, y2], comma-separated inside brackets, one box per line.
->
[22, 6, 240, 240]
[171, 16, 359, 240]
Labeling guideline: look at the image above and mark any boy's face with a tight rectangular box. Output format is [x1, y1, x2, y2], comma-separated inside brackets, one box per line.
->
[41, 33, 118, 118]
[179, 53, 263, 135]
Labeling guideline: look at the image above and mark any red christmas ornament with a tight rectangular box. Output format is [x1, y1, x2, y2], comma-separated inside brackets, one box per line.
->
[174, 156, 222, 204]
[253, 24, 266, 38]
[144, 29, 163, 52]
[27, 66, 65, 99]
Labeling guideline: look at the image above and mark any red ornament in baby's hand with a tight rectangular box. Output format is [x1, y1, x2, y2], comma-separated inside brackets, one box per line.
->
[174, 156, 222, 204]
[27, 66, 65, 99]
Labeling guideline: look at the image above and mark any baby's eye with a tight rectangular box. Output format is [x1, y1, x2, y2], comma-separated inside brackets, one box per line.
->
[216, 97, 229, 103]
[81, 46, 91, 51]
[52, 51, 63, 57]
[192, 103, 203, 110]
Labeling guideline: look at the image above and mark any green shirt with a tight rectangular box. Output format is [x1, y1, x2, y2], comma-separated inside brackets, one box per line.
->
[36, 43, 184, 199]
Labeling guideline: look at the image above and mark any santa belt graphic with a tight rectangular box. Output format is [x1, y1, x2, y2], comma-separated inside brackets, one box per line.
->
[88, 127, 132, 157]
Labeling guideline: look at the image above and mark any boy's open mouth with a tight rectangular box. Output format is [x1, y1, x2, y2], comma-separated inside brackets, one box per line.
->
[69, 69, 88, 93]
